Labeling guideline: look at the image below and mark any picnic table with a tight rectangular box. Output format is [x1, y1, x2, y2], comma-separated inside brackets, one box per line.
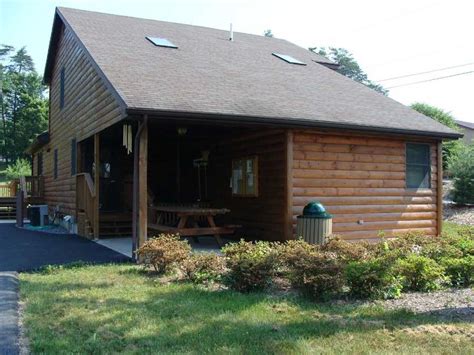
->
[148, 205, 240, 246]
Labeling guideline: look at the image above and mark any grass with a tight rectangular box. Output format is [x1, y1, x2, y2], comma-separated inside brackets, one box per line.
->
[20, 263, 474, 354]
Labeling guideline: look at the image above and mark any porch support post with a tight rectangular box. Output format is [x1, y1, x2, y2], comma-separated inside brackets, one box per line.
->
[138, 118, 148, 250]
[437, 141, 443, 236]
[284, 129, 294, 240]
[93, 133, 100, 239]
[132, 115, 148, 261]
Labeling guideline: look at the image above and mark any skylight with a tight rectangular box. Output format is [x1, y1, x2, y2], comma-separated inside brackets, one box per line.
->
[272, 53, 306, 65]
[146, 36, 178, 48]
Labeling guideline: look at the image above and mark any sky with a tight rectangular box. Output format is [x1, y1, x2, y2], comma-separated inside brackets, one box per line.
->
[1, 0, 473, 123]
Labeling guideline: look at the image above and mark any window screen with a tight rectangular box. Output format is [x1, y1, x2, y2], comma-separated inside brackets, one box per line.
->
[71, 138, 77, 176]
[54, 149, 58, 180]
[60, 67, 65, 109]
[406, 143, 431, 188]
[231, 156, 258, 196]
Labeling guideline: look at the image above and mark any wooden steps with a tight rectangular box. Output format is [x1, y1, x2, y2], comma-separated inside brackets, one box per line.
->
[0, 197, 16, 220]
[99, 212, 132, 237]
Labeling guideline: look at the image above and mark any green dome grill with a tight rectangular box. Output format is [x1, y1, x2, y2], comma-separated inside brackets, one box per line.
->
[300, 201, 332, 219]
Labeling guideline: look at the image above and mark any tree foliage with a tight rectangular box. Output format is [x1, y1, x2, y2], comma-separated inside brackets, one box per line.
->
[264, 29, 274, 38]
[411, 103, 462, 170]
[0, 45, 48, 164]
[448, 144, 474, 204]
[309, 47, 388, 95]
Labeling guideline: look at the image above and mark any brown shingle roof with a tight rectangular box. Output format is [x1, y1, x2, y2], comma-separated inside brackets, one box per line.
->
[456, 120, 474, 130]
[46, 7, 460, 138]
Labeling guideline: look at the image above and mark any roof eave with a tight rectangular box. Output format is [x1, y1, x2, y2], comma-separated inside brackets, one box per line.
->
[25, 132, 50, 154]
[126, 108, 463, 140]
[43, 10, 62, 85]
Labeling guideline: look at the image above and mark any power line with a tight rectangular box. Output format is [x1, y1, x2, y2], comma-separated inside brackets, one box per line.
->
[377, 62, 474, 82]
[387, 70, 474, 89]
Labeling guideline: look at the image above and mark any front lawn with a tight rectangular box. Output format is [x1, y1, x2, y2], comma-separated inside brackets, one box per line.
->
[21, 264, 474, 354]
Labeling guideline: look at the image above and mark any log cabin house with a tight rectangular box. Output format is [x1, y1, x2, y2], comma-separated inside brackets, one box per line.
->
[28, 7, 461, 250]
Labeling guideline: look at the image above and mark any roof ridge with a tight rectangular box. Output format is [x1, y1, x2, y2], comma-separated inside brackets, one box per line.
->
[56, 7, 333, 64]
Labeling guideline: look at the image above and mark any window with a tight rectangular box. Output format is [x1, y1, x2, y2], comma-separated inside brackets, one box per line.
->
[231, 156, 258, 196]
[60, 67, 65, 109]
[54, 149, 58, 179]
[37, 152, 43, 176]
[272, 53, 306, 65]
[146, 36, 178, 48]
[406, 143, 431, 189]
[71, 138, 77, 176]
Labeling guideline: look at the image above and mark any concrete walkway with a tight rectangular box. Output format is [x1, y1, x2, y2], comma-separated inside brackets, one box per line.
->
[0, 272, 19, 355]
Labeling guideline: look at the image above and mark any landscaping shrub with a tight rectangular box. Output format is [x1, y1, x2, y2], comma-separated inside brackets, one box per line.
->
[280, 242, 345, 300]
[277, 239, 318, 269]
[293, 251, 345, 300]
[448, 144, 474, 204]
[136, 234, 191, 274]
[321, 236, 374, 262]
[345, 258, 403, 299]
[394, 254, 448, 292]
[222, 240, 278, 292]
[181, 253, 226, 284]
[439, 256, 474, 287]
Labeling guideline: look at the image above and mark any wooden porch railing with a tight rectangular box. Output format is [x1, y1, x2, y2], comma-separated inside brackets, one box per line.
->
[76, 173, 97, 238]
[0, 180, 17, 197]
[0, 176, 43, 198]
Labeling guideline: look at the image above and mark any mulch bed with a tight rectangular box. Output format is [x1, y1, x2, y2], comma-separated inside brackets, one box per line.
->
[374, 288, 474, 322]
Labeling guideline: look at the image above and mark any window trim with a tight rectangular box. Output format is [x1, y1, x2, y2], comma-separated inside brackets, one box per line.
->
[37, 152, 43, 176]
[71, 138, 77, 176]
[405, 142, 431, 189]
[231, 156, 259, 197]
[60, 67, 65, 109]
[53, 149, 58, 180]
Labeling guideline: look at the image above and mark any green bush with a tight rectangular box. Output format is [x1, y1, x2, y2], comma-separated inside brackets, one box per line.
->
[394, 254, 448, 292]
[222, 240, 278, 292]
[321, 236, 375, 262]
[5, 158, 31, 180]
[136, 234, 191, 274]
[181, 253, 226, 284]
[449, 144, 474, 204]
[277, 239, 318, 269]
[345, 258, 403, 299]
[282, 247, 345, 300]
[439, 256, 474, 287]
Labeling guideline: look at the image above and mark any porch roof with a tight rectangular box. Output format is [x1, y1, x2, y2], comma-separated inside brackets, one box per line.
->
[45, 7, 461, 139]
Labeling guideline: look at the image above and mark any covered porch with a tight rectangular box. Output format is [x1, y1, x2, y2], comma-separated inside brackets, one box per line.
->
[75, 117, 291, 257]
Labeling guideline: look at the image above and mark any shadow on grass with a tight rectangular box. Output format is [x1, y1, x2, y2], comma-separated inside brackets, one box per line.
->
[20, 270, 473, 353]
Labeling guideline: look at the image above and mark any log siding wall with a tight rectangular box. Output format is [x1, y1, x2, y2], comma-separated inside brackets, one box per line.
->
[40, 24, 124, 215]
[291, 131, 440, 241]
[211, 129, 288, 241]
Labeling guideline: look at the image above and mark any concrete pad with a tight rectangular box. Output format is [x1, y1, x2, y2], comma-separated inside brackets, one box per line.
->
[96, 238, 133, 258]
[0, 272, 19, 355]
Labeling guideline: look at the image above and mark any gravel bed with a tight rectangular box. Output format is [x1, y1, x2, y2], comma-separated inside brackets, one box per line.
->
[443, 203, 474, 226]
[376, 288, 474, 321]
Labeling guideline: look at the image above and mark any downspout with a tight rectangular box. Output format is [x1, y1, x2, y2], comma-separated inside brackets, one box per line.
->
[132, 114, 148, 262]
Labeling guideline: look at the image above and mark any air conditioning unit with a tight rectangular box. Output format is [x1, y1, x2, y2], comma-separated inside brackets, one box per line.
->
[27, 205, 49, 226]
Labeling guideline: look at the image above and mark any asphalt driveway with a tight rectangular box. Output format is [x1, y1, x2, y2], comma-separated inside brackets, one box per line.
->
[0, 222, 130, 272]
[0, 222, 130, 354]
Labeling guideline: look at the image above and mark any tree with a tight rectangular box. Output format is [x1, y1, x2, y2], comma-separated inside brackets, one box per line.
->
[264, 29, 273, 38]
[411, 103, 462, 171]
[448, 144, 474, 204]
[309, 47, 388, 95]
[0, 45, 48, 164]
